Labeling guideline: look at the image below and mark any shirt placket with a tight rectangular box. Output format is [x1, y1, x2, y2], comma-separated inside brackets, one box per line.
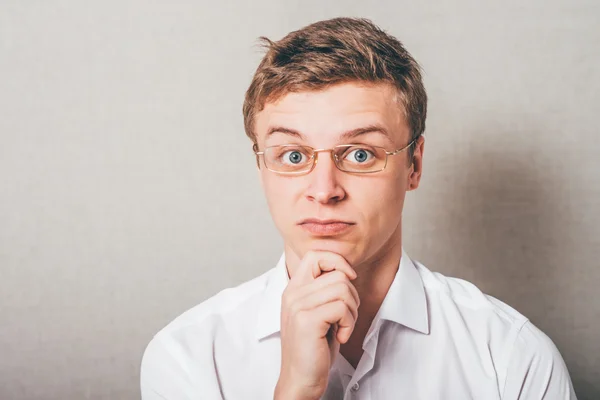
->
[342, 321, 382, 400]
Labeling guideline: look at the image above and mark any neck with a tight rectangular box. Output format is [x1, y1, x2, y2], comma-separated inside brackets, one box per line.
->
[351, 234, 403, 311]
[340, 227, 403, 368]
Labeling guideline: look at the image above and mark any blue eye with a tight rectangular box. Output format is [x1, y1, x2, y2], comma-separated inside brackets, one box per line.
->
[345, 148, 374, 163]
[282, 150, 305, 165]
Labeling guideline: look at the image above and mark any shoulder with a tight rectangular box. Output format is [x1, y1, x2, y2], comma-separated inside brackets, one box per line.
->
[140, 266, 277, 399]
[502, 320, 576, 399]
[142, 264, 276, 363]
[413, 259, 529, 330]
[157, 267, 274, 337]
[147, 264, 278, 355]
[412, 259, 575, 399]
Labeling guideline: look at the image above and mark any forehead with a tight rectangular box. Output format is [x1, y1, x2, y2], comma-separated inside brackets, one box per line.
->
[254, 82, 407, 143]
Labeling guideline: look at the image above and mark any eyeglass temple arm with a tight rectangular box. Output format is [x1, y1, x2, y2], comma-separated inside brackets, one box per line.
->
[252, 143, 264, 155]
[387, 134, 422, 155]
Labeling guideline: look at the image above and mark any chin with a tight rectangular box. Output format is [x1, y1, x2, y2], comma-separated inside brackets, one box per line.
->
[301, 237, 365, 264]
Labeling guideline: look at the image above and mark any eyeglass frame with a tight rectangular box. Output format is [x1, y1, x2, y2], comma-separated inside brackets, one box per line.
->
[253, 134, 420, 175]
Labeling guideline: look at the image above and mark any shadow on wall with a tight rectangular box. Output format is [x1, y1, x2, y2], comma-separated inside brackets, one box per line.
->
[418, 126, 598, 400]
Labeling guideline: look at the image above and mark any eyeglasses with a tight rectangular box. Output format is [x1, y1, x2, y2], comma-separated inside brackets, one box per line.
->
[254, 137, 418, 175]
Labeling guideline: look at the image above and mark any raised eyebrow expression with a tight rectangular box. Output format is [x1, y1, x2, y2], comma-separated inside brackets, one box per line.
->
[264, 125, 394, 146]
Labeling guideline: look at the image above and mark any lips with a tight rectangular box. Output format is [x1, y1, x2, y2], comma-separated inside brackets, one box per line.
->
[298, 219, 355, 236]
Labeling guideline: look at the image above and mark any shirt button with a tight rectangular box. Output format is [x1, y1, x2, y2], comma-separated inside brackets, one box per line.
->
[351, 382, 360, 392]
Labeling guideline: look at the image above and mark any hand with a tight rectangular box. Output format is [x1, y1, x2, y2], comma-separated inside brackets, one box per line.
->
[274, 251, 360, 400]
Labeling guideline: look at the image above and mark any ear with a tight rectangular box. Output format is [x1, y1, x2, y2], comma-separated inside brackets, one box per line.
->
[407, 135, 425, 191]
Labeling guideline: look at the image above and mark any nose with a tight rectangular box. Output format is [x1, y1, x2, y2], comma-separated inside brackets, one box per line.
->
[305, 150, 346, 205]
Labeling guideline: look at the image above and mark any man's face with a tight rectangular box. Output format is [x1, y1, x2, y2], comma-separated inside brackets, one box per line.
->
[254, 82, 423, 267]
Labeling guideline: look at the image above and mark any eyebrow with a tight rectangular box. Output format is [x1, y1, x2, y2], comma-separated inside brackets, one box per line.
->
[265, 124, 392, 142]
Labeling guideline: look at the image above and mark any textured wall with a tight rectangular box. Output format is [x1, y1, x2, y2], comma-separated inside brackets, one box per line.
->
[1, 1, 598, 399]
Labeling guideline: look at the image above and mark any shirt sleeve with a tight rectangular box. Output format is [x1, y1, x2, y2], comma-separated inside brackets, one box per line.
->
[140, 332, 225, 400]
[502, 321, 577, 400]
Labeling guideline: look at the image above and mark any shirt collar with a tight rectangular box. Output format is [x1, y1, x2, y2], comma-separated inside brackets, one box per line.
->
[374, 249, 429, 334]
[254, 249, 429, 341]
[254, 253, 289, 341]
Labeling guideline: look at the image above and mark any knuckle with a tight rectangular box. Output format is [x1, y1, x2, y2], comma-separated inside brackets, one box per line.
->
[334, 300, 347, 315]
[282, 293, 304, 315]
[334, 282, 351, 299]
[334, 281, 352, 297]
[342, 289, 355, 306]
[281, 292, 293, 308]
[287, 301, 299, 315]
[295, 310, 310, 327]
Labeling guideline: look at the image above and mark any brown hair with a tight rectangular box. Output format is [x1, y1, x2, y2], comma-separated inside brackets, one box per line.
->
[243, 17, 427, 155]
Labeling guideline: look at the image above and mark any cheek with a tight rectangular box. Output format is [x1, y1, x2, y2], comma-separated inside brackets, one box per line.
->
[356, 174, 407, 226]
[262, 175, 299, 220]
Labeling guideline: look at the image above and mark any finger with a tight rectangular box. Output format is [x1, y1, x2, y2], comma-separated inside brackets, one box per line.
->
[326, 323, 338, 346]
[296, 281, 360, 321]
[314, 300, 356, 344]
[290, 271, 360, 311]
[293, 251, 357, 285]
[315, 272, 360, 309]
[310, 253, 357, 281]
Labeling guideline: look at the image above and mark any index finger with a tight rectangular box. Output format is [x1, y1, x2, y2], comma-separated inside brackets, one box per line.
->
[292, 251, 357, 286]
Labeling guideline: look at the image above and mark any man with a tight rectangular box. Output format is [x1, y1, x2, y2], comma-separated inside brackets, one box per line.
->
[141, 17, 576, 399]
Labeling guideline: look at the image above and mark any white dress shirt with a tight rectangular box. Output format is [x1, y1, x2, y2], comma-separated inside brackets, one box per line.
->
[141, 250, 576, 399]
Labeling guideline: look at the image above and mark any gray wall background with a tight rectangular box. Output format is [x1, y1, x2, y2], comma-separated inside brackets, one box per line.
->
[1, 1, 598, 399]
